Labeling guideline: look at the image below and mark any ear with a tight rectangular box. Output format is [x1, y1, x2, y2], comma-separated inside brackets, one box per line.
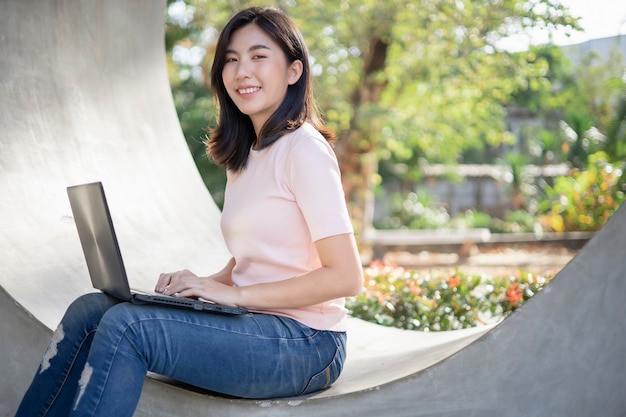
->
[287, 59, 304, 86]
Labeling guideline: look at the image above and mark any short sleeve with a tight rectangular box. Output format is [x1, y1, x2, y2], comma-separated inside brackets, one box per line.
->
[287, 135, 353, 241]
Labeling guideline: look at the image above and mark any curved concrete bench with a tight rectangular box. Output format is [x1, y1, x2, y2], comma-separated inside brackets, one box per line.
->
[1, 285, 490, 416]
[1, 1, 625, 416]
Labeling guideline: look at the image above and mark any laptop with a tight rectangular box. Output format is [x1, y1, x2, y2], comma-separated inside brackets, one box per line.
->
[66, 181, 247, 315]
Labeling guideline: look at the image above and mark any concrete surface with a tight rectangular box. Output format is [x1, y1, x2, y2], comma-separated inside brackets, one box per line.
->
[1, 0, 625, 416]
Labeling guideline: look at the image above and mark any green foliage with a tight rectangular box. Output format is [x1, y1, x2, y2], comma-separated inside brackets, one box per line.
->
[491, 210, 539, 233]
[373, 1, 573, 166]
[511, 45, 577, 115]
[166, 2, 625, 235]
[563, 110, 601, 170]
[605, 75, 626, 161]
[375, 191, 450, 230]
[510, 44, 626, 169]
[165, 0, 582, 221]
[573, 48, 626, 141]
[375, 149, 626, 235]
[449, 209, 493, 230]
[170, 76, 227, 207]
[348, 260, 553, 331]
[375, 161, 625, 234]
[539, 152, 625, 232]
[376, 191, 543, 234]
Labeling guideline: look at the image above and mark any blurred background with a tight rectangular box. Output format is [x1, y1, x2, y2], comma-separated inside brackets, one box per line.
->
[163, 0, 625, 253]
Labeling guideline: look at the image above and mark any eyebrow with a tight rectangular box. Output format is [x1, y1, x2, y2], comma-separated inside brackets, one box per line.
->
[225, 44, 272, 55]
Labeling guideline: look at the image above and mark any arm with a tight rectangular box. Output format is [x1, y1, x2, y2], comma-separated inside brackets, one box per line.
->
[236, 233, 363, 308]
[160, 233, 363, 308]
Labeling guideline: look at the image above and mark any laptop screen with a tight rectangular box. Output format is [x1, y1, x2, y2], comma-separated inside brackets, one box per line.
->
[67, 182, 132, 301]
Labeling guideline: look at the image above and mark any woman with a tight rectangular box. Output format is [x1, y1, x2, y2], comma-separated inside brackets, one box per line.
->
[15, 6, 363, 417]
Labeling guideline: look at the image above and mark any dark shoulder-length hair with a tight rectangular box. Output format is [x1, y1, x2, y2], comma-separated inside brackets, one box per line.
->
[206, 7, 335, 172]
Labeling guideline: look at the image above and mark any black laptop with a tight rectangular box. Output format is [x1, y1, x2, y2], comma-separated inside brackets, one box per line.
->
[66, 181, 247, 315]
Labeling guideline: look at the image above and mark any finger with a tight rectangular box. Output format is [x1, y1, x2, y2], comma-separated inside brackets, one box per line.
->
[168, 276, 203, 298]
[164, 273, 191, 295]
[155, 272, 175, 293]
[155, 273, 167, 293]
[175, 288, 201, 300]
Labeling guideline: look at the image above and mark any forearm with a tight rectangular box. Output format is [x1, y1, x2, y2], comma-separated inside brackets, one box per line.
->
[163, 235, 363, 309]
[236, 266, 361, 309]
[236, 234, 364, 309]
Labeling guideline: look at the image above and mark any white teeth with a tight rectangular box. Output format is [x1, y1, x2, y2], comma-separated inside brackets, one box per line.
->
[238, 87, 260, 94]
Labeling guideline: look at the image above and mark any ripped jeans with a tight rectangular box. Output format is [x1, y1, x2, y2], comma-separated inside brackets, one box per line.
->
[14, 293, 347, 417]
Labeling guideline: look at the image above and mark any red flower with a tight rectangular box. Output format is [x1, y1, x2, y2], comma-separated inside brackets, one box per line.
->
[448, 275, 461, 289]
[506, 283, 524, 307]
[408, 279, 421, 296]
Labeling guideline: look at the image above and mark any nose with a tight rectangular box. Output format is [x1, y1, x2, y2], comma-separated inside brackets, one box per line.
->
[234, 60, 251, 81]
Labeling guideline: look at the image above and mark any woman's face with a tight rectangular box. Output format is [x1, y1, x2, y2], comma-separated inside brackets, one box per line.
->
[222, 23, 303, 136]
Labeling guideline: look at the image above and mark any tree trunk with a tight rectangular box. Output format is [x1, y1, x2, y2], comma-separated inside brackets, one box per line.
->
[335, 36, 389, 241]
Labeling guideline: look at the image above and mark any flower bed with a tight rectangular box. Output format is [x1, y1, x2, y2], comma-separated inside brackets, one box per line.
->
[347, 260, 554, 332]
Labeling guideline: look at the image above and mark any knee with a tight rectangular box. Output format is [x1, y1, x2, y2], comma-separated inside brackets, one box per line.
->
[61, 292, 119, 329]
[97, 302, 144, 336]
[95, 303, 154, 355]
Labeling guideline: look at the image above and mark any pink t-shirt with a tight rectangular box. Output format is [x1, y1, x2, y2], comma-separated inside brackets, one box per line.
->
[220, 123, 353, 331]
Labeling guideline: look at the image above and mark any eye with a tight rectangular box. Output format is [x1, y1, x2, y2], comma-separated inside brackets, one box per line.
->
[251, 54, 266, 60]
[225, 56, 238, 63]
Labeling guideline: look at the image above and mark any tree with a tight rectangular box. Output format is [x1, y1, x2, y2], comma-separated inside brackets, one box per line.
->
[165, 0, 579, 235]
[605, 76, 626, 161]
[509, 43, 626, 169]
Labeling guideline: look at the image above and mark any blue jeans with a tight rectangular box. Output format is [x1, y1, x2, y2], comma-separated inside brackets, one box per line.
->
[15, 293, 347, 417]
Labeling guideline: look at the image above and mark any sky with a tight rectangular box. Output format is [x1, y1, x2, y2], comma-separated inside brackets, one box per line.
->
[499, 0, 626, 51]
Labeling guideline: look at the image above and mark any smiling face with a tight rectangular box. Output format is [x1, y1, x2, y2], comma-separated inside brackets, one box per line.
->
[222, 23, 303, 137]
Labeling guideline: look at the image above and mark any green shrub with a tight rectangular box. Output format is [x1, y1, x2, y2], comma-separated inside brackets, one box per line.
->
[348, 260, 554, 331]
[375, 190, 450, 230]
[448, 209, 492, 229]
[539, 152, 625, 232]
[489, 210, 540, 233]
[376, 193, 543, 234]
[375, 153, 624, 234]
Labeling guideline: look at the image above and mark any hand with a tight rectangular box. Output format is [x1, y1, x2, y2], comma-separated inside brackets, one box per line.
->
[155, 269, 241, 307]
